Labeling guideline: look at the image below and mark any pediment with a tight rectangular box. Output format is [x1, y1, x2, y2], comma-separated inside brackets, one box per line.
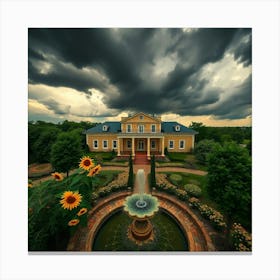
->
[121, 112, 161, 123]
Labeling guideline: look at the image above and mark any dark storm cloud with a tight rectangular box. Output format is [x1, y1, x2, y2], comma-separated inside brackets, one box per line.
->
[43, 98, 71, 115]
[229, 28, 252, 67]
[28, 28, 252, 119]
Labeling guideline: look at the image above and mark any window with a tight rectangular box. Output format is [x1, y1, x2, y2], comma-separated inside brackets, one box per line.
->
[138, 124, 144, 133]
[139, 115, 144, 120]
[127, 140, 132, 149]
[103, 140, 108, 149]
[169, 140, 174, 149]
[102, 125, 108, 131]
[93, 140, 98, 149]
[179, 140, 185, 149]
[127, 124, 132, 133]
[112, 140, 117, 149]
[151, 124, 156, 133]
[175, 125, 181, 132]
[151, 140, 156, 149]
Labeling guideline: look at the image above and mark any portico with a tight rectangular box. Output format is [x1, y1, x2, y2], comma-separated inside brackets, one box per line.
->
[117, 134, 165, 159]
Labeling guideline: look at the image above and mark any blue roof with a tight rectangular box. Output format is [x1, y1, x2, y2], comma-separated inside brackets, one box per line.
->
[161, 122, 198, 134]
[85, 121, 197, 134]
[85, 122, 121, 133]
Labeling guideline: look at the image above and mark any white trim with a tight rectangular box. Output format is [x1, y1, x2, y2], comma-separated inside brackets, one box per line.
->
[179, 139, 185, 149]
[175, 125, 181, 132]
[112, 140, 117, 149]
[102, 140, 108, 149]
[93, 140, 99, 149]
[168, 140, 174, 149]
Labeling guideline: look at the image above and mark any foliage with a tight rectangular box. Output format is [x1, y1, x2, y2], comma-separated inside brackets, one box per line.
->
[32, 127, 61, 163]
[183, 184, 202, 197]
[194, 139, 221, 164]
[230, 223, 252, 251]
[189, 122, 251, 144]
[188, 197, 226, 230]
[207, 141, 252, 230]
[28, 157, 121, 251]
[164, 147, 169, 156]
[50, 131, 82, 176]
[29, 166, 99, 251]
[189, 122, 207, 142]
[127, 155, 134, 187]
[155, 174, 189, 201]
[167, 152, 187, 162]
[150, 155, 156, 188]
[169, 174, 183, 185]
[28, 120, 97, 164]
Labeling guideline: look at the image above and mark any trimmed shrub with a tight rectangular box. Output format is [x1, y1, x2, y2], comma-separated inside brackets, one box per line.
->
[169, 174, 183, 185]
[184, 184, 202, 197]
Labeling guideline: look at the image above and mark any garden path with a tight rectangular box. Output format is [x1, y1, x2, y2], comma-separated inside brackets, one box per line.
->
[156, 166, 207, 176]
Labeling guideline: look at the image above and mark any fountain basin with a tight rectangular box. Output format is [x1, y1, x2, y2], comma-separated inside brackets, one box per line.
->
[92, 209, 189, 251]
[123, 193, 159, 219]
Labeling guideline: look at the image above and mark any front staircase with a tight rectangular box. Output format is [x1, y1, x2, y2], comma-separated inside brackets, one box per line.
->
[134, 153, 150, 165]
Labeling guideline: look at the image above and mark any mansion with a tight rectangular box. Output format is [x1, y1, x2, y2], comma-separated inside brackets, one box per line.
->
[85, 112, 198, 159]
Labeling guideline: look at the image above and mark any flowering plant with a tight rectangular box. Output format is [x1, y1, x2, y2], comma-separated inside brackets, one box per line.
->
[231, 223, 252, 251]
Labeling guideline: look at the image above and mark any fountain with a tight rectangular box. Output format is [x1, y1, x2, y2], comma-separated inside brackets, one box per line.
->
[123, 169, 159, 244]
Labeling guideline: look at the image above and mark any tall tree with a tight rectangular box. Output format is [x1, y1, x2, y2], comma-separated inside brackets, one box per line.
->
[194, 139, 221, 164]
[50, 131, 82, 177]
[150, 155, 156, 189]
[127, 155, 134, 188]
[33, 127, 61, 163]
[189, 122, 207, 142]
[207, 142, 252, 244]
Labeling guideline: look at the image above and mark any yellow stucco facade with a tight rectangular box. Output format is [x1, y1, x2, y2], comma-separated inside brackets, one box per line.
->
[85, 112, 197, 158]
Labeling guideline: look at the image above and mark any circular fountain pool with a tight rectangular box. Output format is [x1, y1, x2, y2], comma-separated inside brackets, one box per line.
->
[92, 209, 189, 251]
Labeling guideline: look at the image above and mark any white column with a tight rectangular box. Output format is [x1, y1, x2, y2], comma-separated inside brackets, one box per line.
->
[161, 137, 165, 156]
[132, 137, 135, 157]
[147, 137, 150, 159]
[192, 135, 195, 151]
[117, 138, 121, 156]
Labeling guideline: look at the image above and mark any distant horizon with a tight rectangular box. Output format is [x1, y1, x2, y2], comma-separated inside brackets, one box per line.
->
[29, 28, 252, 127]
[28, 116, 252, 128]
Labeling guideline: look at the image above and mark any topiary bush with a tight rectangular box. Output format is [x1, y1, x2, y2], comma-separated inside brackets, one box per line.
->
[169, 174, 183, 185]
[184, 184, 202, 197]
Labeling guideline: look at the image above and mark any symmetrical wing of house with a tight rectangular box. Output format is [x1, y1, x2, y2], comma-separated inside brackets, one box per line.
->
[85, 112, 198, 159]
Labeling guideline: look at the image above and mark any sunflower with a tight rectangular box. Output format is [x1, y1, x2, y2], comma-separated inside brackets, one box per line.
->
[68, 219, 80, 226]
[79, 156, 94, 171]
[77, 207, 88, 216]
[87, 164, 101, 177]
[60, 191, 82, 210]
[51, 172, 64, 181]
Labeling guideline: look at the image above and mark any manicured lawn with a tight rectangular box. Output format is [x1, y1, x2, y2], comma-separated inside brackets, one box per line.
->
[159, 171, 219, 209]
[165, 153, 208, 171]
[95, 170, 123, 190]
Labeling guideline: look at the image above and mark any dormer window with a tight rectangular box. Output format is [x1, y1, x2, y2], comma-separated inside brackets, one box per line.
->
[175, 125, 181, 132]
[103, 125, 108, 132]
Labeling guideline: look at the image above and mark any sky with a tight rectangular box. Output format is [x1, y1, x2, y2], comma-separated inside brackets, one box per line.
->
[28, 28, 252, 127]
